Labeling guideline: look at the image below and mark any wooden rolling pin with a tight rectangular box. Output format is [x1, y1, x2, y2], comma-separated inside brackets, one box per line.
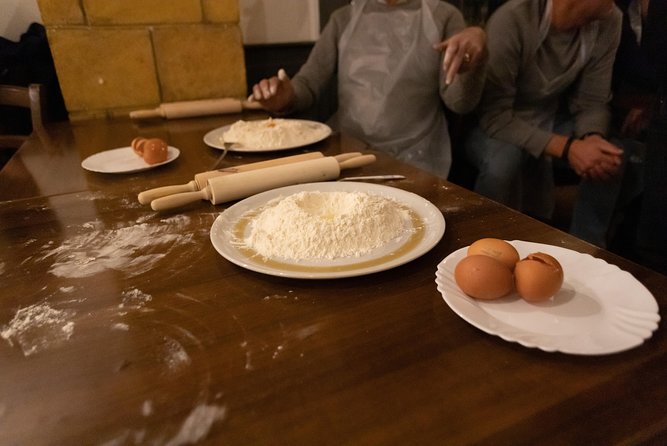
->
[137, 152, 364, 204]
[151, 154, 376, 211]
[130, 98, 263, 120]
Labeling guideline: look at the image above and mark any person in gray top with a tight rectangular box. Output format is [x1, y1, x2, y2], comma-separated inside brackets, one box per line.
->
[466, 0, 625, 245]
[250, 0, 487, 179]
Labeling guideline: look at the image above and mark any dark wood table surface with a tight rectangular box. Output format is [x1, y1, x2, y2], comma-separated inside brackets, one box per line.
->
[1, 112, 666, 445]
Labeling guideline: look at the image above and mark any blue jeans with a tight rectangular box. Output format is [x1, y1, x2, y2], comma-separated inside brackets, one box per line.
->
[570, 138, 643, 247]
[466, 126, 554, 220]
[466, 125, 640, 248]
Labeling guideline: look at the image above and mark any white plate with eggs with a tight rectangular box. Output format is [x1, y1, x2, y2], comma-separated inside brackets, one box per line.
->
[81, 146, 180, 174]
[436, 240, 660, 355]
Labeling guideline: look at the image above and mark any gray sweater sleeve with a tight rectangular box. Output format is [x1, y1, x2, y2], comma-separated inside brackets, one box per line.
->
[479, 3, 622, 156]
[569, 9, 622, 137]
[290, 8, 350, 112]
[478, 5, 555, 156]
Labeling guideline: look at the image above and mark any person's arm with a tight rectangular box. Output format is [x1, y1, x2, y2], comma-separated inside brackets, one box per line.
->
[435, 6, 487, 114]
[568, 9, 623, 137]
[290, 9, 349, 112]
[477, 8, 554, 157]
[250, 8, 348, 113]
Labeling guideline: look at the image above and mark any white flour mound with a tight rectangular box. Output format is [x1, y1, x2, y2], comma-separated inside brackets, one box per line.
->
[222, 118, 325, 149]
[244, 191, 410, 260]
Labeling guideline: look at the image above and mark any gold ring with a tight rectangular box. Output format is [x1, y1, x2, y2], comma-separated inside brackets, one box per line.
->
[463, 53, 471, 63]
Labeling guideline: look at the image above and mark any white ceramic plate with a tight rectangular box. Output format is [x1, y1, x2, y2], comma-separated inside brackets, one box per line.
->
[210, 182, 445, 279]
[203, 119, 332, 152]
[436, 240, 660, 355]
[81, 146, 180, 174]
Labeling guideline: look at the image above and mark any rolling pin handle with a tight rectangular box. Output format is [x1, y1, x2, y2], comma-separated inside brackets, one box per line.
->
[129, 108, 164, 120]
[338, 154, 376, 170]
[151, 188, 211, 211]
[138, 180, 198, 205]
[334, 152, 363, 162]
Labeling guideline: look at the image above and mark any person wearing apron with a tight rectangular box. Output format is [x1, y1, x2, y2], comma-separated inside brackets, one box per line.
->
[250, 0, 487, 179]
[466, 0, 624, 245]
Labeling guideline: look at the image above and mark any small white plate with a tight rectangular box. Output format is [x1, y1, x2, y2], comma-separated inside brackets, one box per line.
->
[210, 182, 445, 279]
[203, 119, 332, 152]
[436, 240, 660, 355]
[81, 146, 180, 174]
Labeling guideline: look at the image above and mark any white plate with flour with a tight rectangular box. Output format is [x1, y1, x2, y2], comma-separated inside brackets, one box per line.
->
[210, 182, 446, 279]
[204, 119, 332, 152]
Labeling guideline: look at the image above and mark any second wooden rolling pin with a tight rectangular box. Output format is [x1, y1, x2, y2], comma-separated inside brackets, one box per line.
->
[150, 154, 376, 211]
[137, 152, 364, 204]
[130, 98, 263, 120]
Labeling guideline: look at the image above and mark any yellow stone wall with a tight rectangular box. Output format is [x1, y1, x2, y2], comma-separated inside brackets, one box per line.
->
[37, 0, 246, 120]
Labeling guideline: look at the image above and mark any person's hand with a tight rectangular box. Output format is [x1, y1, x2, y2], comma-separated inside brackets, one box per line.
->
[250, 69, 295, 113]
[621, 107, 650, 138]
[433, 26, 487, 85]
[568, 135, 623, 181]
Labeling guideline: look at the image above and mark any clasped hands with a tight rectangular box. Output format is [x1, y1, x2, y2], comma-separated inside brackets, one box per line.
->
[566, 134, 624, 181]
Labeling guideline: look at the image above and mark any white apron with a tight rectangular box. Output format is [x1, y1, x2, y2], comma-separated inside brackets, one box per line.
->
[335, 0, 452, 178]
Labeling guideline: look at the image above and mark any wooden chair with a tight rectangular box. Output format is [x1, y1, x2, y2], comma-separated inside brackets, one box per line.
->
[0, 83, 46, 150]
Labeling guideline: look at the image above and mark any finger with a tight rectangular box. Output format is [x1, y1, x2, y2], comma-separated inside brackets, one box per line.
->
[442, 40, 458, 73]
[252, 84, 263, 101]
[599, 142, 624, 156]
[446, 57, 463, 84]
[269, 77, 280, 95]
[259, 79, 271, 98]
[594, 162, 618, 180]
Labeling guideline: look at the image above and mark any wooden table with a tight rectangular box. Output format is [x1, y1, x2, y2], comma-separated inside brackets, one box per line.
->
[1, 113, 666, 445]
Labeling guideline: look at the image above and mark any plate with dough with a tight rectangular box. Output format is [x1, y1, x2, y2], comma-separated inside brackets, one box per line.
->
[436, 240, 660, 355]
[81, 146, 180, 174]
[203, 118, 332, 152]
[210, 182, 445, 279]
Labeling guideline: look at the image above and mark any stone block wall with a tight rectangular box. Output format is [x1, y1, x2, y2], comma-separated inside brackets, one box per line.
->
[38, 0, 246, 120]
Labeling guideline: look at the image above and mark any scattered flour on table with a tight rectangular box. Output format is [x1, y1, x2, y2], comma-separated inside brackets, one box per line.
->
[223, 118, 327, 149]
[162, 336, 191, 372]
[119, 288, 152, 309]
[142, 400, 154, 417]
[164, 404, 227, 446]
[111, 322, 130, 331]
[40, 216, 194, 279]
[1, 302, 75, 356]
[244, 191, 410, 260]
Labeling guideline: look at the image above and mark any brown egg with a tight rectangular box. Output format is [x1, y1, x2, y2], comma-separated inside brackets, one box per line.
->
[467, 238, 520, 270]
[131, 137, 146, 157]
[454, 254, 514, 300]
[514, 252, 564, 302]
[141, 138, 169, 165]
